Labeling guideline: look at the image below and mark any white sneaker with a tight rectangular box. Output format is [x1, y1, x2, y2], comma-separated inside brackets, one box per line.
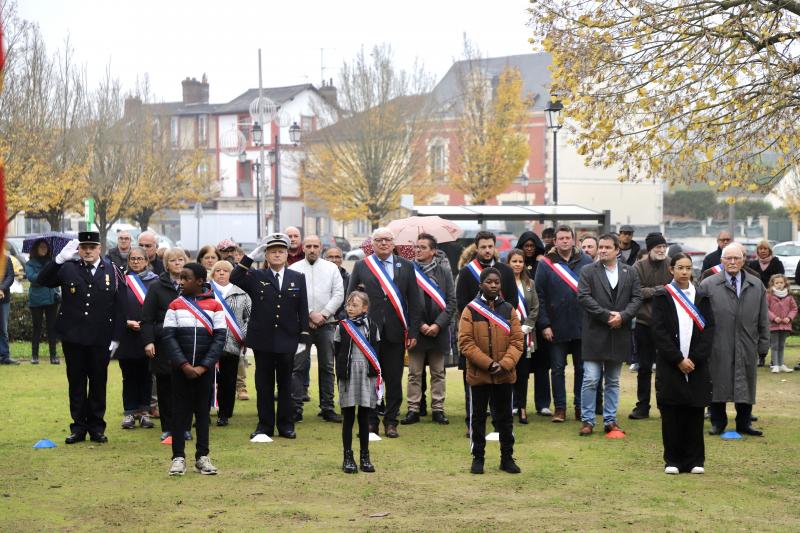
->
[169, 457, 186, 476]
[195, 456, 218, 475]
[771, 366, 780, 373]
[664, 466, 679, 475]
[539, 407, 553, 416]
[690, 466, 705, 474]
[629, 363, 639, 372]
[780, 365, 794, 373]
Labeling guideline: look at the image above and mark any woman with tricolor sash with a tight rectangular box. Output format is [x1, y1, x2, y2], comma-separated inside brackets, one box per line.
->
[209, 260, 251, 427]
[117, 247, 160, 430]
[651, 253, 715, 475]
[506, 249, 539, 424]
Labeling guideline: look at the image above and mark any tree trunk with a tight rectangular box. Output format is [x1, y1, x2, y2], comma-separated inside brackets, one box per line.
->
[45, 210, 64, 232]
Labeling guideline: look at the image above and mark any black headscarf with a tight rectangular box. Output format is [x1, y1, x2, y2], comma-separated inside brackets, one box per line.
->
[515, 231, 545, 277]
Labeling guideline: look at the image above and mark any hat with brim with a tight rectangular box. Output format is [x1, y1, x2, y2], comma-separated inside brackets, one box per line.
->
[78, 231, 101, 245]
[264, 233, 290, 249]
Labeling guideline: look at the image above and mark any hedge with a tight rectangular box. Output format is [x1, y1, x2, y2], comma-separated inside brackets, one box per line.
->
[9, 292, 56, 343]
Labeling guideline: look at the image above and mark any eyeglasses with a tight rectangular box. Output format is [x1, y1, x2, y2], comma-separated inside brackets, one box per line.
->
[326, 255, 342, 259]
[129, 257, 146, 262]
[721, 256, 743, 262]
[219, 247, 235, 253]
[373, 238, 393, 243]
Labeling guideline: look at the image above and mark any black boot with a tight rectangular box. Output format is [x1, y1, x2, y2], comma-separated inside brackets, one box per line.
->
[359, 449, 375, 472]
[50, 356, 60, 365]
[758, 355, 766, 367]
[31, 354, 39, 365]
[342, 450, 357, 474]
[470, 456, 484, 474]
[500, 455, 521, 474]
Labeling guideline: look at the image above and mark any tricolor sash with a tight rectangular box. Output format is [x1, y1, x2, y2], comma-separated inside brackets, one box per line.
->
[210, 281, 244, 344]
[126, 274, 148, 305]
[413, 263, 446, 311]
[710, 264, 723, 274]
[364, 254, 408, 331]
[540, 256, 579, 293]
[467, 297, 511, 335]
[516, 284, 533, 347]
[177, 296, 214, 334]
[341, 319, 384, 401]
[466, 259, 483, 283]
[664, 282, 705, 331]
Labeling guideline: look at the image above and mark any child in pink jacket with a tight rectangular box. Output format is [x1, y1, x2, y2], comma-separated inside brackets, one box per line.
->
[766, 274, 797, 373]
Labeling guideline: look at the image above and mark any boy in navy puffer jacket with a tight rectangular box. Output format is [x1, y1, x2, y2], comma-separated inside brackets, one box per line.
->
[162, 263, 226, 476]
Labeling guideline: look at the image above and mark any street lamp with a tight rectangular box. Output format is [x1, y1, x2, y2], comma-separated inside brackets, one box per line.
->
[545, 99, 563, 205]
[265, 121, 302, 232]
[251, 122, 263, 146]
[517, 172, 530, 204]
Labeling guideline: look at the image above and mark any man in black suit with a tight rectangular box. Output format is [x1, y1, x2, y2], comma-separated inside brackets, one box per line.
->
[231, 233, 310, 439]
[38, 231, 127, 444]
[347, 227, 423, 438]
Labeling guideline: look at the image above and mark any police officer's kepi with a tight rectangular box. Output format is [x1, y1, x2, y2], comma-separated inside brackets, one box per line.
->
[78, 231, 101, 245]
[264, 233, 289, 249]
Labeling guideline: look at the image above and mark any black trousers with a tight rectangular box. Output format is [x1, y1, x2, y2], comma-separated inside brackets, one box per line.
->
[216, 354, 240, 419]
[118, 358, 152, 414]
[530, 337, 552, 411]
[171, 369, 212, 460]
[659, 404, 705, 471]
[155, 373, 174, 433]
[369, 340, 405, 428]
[30, 304, 59, 359]
[635, 325, 656, 412]
[512, 353, 530, 410]
[469, 383, 514, 458]
[62, 342, 110, 434]
[254, 350, 294, 436]
[709, 401, 752, 432]
[342, 406, 371, 451]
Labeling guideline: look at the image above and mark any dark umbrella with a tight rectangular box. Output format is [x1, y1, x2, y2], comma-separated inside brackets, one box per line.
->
[360, 236, 415, 260]
[23, 231, 77, 256]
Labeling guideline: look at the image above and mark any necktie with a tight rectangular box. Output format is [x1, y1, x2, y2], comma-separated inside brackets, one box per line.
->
[274, 272, 280, 290]
[730, 275, 737, 296]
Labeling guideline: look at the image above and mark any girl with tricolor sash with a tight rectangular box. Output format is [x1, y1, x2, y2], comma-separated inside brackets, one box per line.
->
[506, 249, 539, 425]
[116, 247, 159, 430]
[651, 253, 715, 475]
[333, 291, 380, 474]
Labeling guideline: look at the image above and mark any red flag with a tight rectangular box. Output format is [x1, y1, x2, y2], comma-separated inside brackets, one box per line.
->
[0, 17, 7, 278]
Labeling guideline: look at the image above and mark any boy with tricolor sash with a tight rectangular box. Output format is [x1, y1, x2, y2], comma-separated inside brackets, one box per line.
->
[162, 263, 226, 476]
[458, 267, 524, 475]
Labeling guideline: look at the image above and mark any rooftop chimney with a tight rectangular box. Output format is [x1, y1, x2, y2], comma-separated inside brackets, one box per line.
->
[182, 75, 209, 104]
[319, 78, 338, 108]
[124, 96, 143, 118]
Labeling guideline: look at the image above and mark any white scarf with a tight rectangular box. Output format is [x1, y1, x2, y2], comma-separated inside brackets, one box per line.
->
[674, 283, 696, 360]
[772, 288, 789, 298]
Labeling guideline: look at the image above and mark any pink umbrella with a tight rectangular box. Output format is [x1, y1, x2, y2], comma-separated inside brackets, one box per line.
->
[360, 236, 415, 260]
[387, 216, 464, 246]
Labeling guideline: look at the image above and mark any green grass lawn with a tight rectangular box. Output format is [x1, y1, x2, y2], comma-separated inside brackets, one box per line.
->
[2, 340, 800, 532]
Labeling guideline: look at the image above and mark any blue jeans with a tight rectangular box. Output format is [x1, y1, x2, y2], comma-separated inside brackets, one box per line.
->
[549, 339, 583, 410]
[581, 361, 622, 426]
[0, 301, 10, 357]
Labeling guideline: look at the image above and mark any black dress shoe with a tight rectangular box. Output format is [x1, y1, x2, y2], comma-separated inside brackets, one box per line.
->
[216, 417, 229, 427]
[738, 426, 763, 436]
[432, 411, 450, 425]
[322, 410, 342, 423]
[400, 411, 420, 425]
[293, 411, 303, 422]
[708, 425, 724, 436]
[250, 428, 271, 439]
[65, 432, 86, 444]
[89, 433, 108, 443]
[628, 409, 649, 420]
[278, 430, 297, 439]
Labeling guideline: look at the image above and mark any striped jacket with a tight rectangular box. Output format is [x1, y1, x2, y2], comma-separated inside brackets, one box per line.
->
[162, 288, 227, 369]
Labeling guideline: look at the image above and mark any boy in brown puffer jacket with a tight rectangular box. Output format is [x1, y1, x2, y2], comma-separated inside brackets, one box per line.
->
[459, 267, 524, 474]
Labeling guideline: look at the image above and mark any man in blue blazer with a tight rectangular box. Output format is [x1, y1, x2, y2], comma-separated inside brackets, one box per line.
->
[231, 233, 310, 439]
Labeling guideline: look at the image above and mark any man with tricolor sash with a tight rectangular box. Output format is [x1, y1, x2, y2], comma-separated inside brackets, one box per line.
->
[347, 227, 423, 438]
[401, 233, 456, 426]
[701, 231, 732, 273]
[534, 225, 592, 423]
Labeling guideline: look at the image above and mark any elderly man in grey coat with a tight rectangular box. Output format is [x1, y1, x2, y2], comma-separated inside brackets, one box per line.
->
[577, 233, 642, 437]
[700, 243, 770, 436]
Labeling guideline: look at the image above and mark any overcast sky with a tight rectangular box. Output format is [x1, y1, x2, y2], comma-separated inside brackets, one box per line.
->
[17, 0, 537, 103]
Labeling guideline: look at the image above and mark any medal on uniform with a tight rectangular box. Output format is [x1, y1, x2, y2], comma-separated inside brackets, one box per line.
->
[70, 287, 76, 294]
[105, 274, 110, 286]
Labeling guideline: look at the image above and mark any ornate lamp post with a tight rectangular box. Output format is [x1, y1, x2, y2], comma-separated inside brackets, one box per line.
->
[544, 99, 563, 205]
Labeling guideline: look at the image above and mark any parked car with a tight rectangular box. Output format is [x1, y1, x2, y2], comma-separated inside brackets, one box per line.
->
[320, 235, 351, 253]
[6, 236, 28, 262]
[345, 248, 365, 261]
[5, 239, 27, 272]
[772, 241, 800, 279]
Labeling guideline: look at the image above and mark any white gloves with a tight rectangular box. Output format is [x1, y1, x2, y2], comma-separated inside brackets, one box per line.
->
[109, 341, 120, 357]
[56, 239, 80, 264]
[295, 343, 306, 355]
[247, 243, 268, 263]
[521, 325, 533, 335]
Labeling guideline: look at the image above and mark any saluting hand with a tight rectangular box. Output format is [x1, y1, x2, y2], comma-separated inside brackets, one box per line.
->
[55, 239, 80, 265]
[247, 243, 268, 263]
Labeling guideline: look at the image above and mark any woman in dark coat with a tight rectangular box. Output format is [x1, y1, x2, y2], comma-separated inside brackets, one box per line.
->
[506, 249, 539, 423]
[117, 247, 160, 429]
[747, 240, 783, 288]
[651, 253, 715, 475]
[24, 239, 60, 364]
[141, 247, 187, 440]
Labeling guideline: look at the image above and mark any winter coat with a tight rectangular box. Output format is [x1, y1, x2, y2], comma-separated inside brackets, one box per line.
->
[701, 247, 723, 273]
[633, 256, 672, 326]
[619, 240, 641, 266]
[106, 247, 130, 272]
[700, 271, 770, 404]
[334, 318, 381, 380]
[516, 278, 539, 353]
[534, 247, 593, 342]
[117, 270, 160, 360]
[577, 261, 642, 362]
[515, 231, 545, 279]
[412, 258, 456, 355]
[767, 292, 797, 332]
[24, 257, 59, 307]
[458, 296, 524, 385]
[214, 282, 252, 355]
[747, 257, 784, 288]
[140, 271, 180, 375]
[651, 286, 715, 407]
[161, 289, 226, 369]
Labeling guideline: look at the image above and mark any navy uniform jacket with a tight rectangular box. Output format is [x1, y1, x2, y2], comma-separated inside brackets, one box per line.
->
[347, 254, 423, 344]
[38, 258, 126, 347]
[230, 256, 310, 353]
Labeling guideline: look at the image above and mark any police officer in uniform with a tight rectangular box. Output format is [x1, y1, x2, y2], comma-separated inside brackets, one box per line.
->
[230, 233, 310, 439]
[38, 232, 126, 444]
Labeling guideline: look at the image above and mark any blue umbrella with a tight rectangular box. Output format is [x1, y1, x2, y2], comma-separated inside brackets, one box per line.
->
[22, 232, 77, 256]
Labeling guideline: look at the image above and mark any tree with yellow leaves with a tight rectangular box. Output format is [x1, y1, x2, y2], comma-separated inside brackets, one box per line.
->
[301, 45, 435, 230]
[528, 0, 800, 192]
[447, 44, 530, 204]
